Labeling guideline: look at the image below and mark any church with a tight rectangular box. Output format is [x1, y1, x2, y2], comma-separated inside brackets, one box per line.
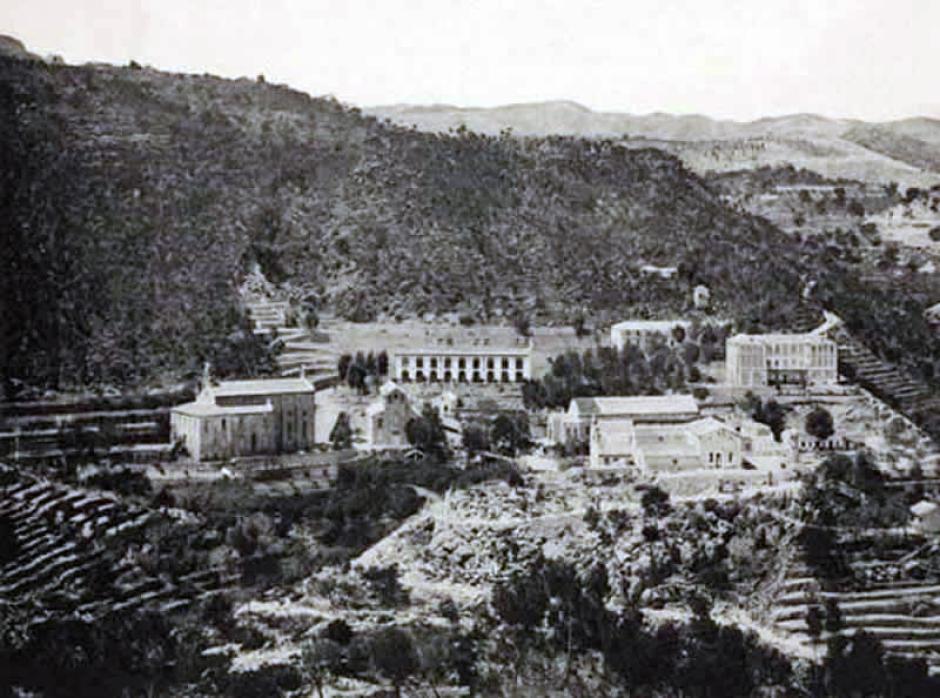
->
[170, 367, 316, 462]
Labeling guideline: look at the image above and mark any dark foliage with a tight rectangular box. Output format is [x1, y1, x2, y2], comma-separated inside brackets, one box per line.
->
[491, 558, 793, 696]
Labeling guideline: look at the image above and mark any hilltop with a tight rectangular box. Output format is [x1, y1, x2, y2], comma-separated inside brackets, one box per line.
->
[367, 101, 940, 187]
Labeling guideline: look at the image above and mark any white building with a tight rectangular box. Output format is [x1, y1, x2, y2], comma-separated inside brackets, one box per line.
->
[171, 375, 315, 462]
[911, 500, 940, 534]
[549, 394, 700, 446]
[610, 320, 692, 353]
[589, 415, 747, 472]
[365, 382, 416, 448]
[693, 285, 711, 310]
[725, 333, 838, 387]
[393, 346, 531, 384]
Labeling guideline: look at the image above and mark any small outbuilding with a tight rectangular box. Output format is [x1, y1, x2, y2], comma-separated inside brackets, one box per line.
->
[911, 500, 940, 534]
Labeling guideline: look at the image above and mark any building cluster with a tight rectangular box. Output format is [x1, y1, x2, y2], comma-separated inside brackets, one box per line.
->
[547, 394, 787, 471]
[168, 317, 842, 466]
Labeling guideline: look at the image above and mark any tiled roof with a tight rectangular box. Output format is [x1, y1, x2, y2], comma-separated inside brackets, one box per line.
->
[592, 394, 699, 417]
[209, 377, 315, 397]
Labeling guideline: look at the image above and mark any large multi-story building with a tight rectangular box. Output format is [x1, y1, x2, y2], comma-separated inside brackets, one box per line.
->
[171, 375, 315, 462]
[610, 320, 691, 353]
[393, 346, 532, 384]
[725, 333, 838, 387]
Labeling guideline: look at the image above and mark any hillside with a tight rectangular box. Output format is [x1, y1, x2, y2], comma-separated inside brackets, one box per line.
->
[367, 101, 940, 187]
[2, 47, 940, 404]
[0, 50, 814, 391]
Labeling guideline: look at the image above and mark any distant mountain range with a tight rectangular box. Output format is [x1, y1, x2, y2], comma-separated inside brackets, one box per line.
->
[365, 101, 940, 186]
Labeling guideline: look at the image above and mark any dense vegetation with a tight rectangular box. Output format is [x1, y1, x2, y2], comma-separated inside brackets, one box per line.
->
[3, 52, 940, 413]
[0, 53, 835, 396]
[523, 328, 720, 410]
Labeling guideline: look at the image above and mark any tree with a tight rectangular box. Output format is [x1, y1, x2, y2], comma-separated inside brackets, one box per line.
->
[806, 604, 824, 647]
[748, 397, 788, 442]
[462, 424, 490, 455]
[370, 627, 418, 697]
[513, 311, 531, 337]
[406, 404, 448, 458]
[377, 350, 389, 376]
[641, 486, 671, 516]
[337, 354, 352, 380]
[490, 413, 531, 456]
[805, 406, 835, 442]
[824, 597, 843, 634]
[301, 638, 342, 698]
[330, 412, 353, 450]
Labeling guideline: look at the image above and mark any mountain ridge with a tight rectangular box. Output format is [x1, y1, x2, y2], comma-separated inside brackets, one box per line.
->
[365, 101, 940, 186]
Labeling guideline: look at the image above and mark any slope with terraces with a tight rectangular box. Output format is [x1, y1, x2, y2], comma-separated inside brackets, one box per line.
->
[244, 298, 340, 387]
[0, 391, 189, 465]
[791, 302, 940, 450]
[0, 468, 235, 622]
[764, 527, 940, 673]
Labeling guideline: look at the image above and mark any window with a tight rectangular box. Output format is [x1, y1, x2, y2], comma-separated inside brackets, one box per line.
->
[430, 357, 438, 368]
[473, 358, 481, 369]
[444, 358, 451, 368]
[458, 358, 466, 368]
[502, 358, 509, 368]
[221, 419, 226, 430]
[416, 357, 424, 368]
[516, 358, 524, 369]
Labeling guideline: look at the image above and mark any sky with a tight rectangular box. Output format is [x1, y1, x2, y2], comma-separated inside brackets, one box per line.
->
[2, 0, 938, 121]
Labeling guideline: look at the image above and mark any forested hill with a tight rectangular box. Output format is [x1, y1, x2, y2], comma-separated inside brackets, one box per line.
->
[0, 51, 927, 394]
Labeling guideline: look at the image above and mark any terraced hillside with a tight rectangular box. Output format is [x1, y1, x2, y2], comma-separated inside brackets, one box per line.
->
[768, 535, 940, 674]
[244, 299, 338, 384]
[0, 390, 190, 464]
[0, 470, 233, 618]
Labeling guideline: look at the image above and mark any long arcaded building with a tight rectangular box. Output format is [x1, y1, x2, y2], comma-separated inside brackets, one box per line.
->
[393, 346, 532, 384]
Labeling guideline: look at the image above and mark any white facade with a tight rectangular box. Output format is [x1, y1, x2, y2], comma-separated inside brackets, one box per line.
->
[550, 394, 701, 447]
[693, 285, 711, 310]
[393, 347, 531, 384]
[589, 415, 748, 472]
[726, 333, 838, 387]
[610, 320, 691, 353]
[171, 377, 316, 462]
[365, 382, 416, 448]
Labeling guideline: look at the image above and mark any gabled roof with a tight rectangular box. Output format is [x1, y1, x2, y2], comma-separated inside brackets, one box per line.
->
[571, 394, 699, 419]
[594, 395, 699, 417]
[172, 401, 273, 418]
[686, 417, 738, 437]
[728, 333, 834, 346]
[380, 381, 405, 397]
[911, 500, 940, 517]
[209, 377, 315, 397]
[611, 319, 689, 332]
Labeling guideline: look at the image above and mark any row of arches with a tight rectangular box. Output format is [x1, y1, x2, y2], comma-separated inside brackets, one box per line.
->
[399, 369, 526, 384]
